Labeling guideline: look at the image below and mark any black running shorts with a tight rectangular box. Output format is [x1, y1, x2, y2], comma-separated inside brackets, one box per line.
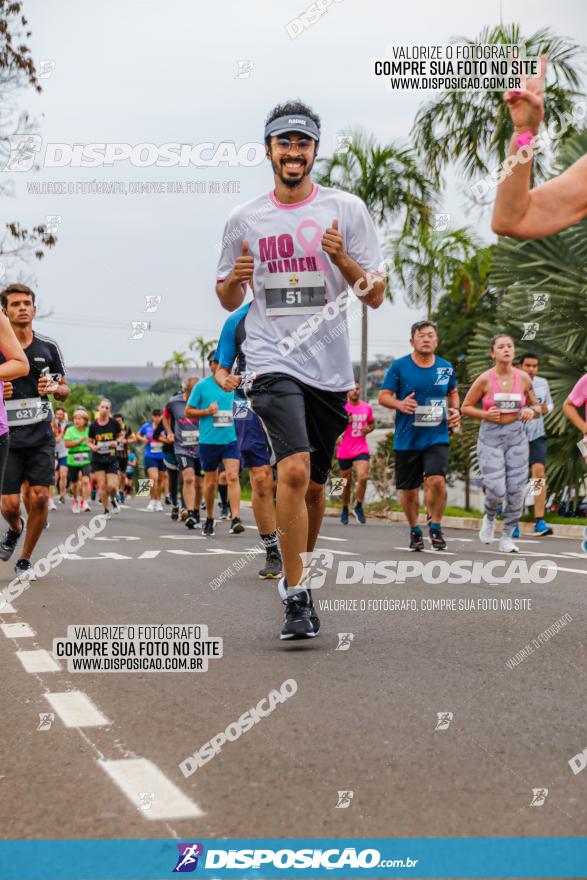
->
[395, 443, 449, 490]
[248, 373, 348, 485]
[3, 443, 55, 494]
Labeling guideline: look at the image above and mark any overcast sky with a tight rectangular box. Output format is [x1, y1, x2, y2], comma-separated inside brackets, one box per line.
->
[4, 0, 586, 368]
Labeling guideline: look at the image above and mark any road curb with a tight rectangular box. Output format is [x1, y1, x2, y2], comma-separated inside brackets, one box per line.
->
[241, 499, 585, 539]
[322, 507, 585, 539]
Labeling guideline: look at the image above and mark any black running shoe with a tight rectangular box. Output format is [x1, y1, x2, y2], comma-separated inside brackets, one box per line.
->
[14, 558, 36, 582]
[0, 517, 24, 562]
[230, 517, 245, 534]
[164, 495, 171, 506]
[281, 589, 316, 640]
[258, 550, 282, 579]
[202, 517, 215, 536]
[171, 506, 179, 521]
[308, 589, 320, 635]
[429, 527, 447, 551]
[185, 513, 197, 530]
[409, 530, 425, 551]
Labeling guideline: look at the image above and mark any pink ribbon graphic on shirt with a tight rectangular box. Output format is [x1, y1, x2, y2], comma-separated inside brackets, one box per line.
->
[296, 219, 329, 274]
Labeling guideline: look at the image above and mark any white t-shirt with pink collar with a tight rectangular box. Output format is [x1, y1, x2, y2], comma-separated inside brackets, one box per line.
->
[216, 183, 382, 392]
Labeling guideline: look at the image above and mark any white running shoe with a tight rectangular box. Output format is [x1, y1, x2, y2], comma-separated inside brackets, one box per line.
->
[479, 514, 496, 544]
[112, 500, 120, 515]
[146, 500, 156, 511]
[48, 497, 57, 511]
[499, 535, 519, 553]
[155, 500, 163, 512]
[71, 501, 80, 514]
[81, 500, 91, 512]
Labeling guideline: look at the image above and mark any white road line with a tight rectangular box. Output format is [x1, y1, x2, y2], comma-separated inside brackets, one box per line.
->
[45, 691, 111, 728]
[393, 547, 457, 556]
[167, 548, 241, 556]
[317, 535, 348, 542]
[62, 553, 132, 561]
[315, 547, 360, 556]
[1, 622, 35, 638]
[478, 549, 587, 562]
[0, 603, 17, 613]
[138, 550, 161, 559]
[16, 649, 61, 673]
[160, 535, 205, 540]
[100, 757, 204, 821]
[545, 565, 587, 576]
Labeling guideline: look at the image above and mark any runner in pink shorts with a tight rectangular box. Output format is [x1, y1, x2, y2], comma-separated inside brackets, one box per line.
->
[335, 381, 375, 525]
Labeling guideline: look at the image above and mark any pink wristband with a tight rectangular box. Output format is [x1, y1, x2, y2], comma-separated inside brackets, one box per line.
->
[515, 130, 534, 148]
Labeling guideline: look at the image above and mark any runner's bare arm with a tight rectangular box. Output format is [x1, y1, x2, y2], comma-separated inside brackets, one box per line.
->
[214, 366, 240, 392]
[216, 241, 253, 312]
[493, 153, 587, 239]
[0, 312, 29, 380]
[492, 56, 587, 238]
[447, 389, 461, 428]
[322, 220, 384, 308]
[563, 398, 587, 435]
[461, 375, 492, 420]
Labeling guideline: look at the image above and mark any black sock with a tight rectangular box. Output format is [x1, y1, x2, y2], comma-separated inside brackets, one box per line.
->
[218, 484, 228, 506]
[261, 531, 279, 553]
[187, 509, 195, 517]
[355, 501, 363, 508]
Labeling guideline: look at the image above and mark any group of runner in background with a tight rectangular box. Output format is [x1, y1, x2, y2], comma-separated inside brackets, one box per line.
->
[1, 61, 586, 638]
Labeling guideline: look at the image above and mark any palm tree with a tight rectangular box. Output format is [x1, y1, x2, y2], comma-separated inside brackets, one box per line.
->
[189, 337, 218, 377]
[390, 226, 477, 318]
[412, 24, 585, 188]
[316, 129, 435, 395]
[468, 129, 587, 494]
[162, 350, 194, 382]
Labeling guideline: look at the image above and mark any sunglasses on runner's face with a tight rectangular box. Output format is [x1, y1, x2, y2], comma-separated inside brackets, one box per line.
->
[272, 137, 315, 152]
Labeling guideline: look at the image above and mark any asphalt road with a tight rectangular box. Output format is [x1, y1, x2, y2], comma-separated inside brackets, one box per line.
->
[1, 498, 586, 843]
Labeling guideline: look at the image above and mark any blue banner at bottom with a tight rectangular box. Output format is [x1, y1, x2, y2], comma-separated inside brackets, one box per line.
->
[0, 838, 586, 879]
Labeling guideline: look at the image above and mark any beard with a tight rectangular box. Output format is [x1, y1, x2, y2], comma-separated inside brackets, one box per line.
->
[270, 154, 315, 189]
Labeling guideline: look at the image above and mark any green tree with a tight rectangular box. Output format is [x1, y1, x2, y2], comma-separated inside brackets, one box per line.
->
[390, 226, 477, 318]
[412, 24, 586, 187]
[162, 350, 194, 382]
[467, 129, 587, 494]
[189, 337, 218, 376]
[149, 376, 182, 396]
[0, 1, 57, 272]
[85, 382, 140, 412]
[316, 129, 435, 394]
[63, 385, 101, 418]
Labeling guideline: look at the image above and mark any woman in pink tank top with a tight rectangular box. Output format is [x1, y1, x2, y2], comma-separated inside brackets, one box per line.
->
[0, 309, 30, 484]
[462, 334, 540, 553]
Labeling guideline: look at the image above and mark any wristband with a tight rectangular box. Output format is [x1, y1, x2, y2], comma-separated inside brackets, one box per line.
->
[515, 129, 534, 148]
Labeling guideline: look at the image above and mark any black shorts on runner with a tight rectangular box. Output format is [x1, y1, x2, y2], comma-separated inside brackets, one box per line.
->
[395, 443, 449, 490]
[68, 464, 92, 483]
[529, 436, 547, 466]
[338, 452, 370, 471]
[249, 373, 348, 485]
[91, 456, 118, 475]
[177, 454, 203, 476]
[4, 443, 55, 494]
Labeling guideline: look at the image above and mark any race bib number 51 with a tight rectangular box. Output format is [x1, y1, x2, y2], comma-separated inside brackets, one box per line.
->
[264, 271, 326, 316]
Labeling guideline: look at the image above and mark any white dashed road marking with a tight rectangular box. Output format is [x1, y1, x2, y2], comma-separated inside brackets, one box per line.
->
[16, 649, 61, 673]
[45, 691, 111, 728]
[138, 550, 161, 559]
[0, 603, 17, 613]
[100, 757, 204, 820]
[1, 622, 35, 638]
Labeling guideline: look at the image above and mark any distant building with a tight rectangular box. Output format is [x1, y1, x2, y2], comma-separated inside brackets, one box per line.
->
[67, 365, 204, 388]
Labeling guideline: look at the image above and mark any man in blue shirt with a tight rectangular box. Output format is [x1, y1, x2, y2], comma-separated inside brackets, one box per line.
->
[186, 351, 244, 536]
[378, 321, 460, 551]
[214, 301, 282, 579]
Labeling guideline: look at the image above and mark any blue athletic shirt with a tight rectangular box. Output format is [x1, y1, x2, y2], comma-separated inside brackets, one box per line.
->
[381, 354, 457, 451]
[187, 375, 236, 446]
[216, 302, 250, 403]
[138, 421, 164, 458]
